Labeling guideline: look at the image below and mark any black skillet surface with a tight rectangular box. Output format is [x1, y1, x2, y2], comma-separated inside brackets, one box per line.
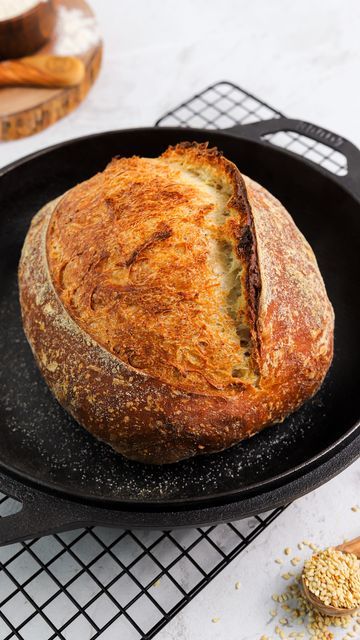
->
[0, 117, 360, 544]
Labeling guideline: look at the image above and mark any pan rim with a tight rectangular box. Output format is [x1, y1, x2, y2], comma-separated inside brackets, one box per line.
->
[0, 124, 356, 193]
[0, 125, 359, 509]
[0, 418, 359, 509]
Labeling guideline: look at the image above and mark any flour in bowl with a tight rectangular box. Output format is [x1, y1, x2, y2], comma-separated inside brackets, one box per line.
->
[0, 0, 47, 21]
[54, 6, 100, 56]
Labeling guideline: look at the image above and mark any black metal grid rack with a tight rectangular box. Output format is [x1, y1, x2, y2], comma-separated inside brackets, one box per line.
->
[0, 82, 347, 640]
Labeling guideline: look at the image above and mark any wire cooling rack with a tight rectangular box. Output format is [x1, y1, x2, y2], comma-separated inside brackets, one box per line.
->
[157, 81, 347, 176]
[0, 81, 347, 640]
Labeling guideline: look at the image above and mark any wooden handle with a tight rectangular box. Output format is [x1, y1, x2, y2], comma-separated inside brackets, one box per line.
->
[337, 536, 360, 558]
[0, 55, 85, 88]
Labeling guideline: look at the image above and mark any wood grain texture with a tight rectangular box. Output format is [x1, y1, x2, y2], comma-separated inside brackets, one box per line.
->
[0, 56, 85, 87]
[0, 0, 101, 141]
[0, 0, 56, 60]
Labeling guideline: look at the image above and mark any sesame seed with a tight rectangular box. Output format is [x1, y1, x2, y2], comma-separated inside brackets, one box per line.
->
[235, 581, 241, 590]
[211, 617, 220, 623]
[284, 547, 292, 556]
[303, 547, 360, 610]
[270, 544, 360, 640]
[291, 557, 301, 566]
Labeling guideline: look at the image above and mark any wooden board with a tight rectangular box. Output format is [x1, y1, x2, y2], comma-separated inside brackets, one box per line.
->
[0, 0, 102, 141]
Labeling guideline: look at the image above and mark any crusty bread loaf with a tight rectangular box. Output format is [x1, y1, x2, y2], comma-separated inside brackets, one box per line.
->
[18, 142, 334, 464]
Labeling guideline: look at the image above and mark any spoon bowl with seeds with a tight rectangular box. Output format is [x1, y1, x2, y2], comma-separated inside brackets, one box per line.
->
[301, 536, 360, 617]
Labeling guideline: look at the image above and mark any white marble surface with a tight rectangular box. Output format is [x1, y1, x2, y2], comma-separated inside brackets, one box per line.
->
[1, 1, 359, 639]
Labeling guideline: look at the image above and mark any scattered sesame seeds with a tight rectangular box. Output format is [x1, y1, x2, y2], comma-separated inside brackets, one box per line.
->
[303, 548, 360, 610]
[268, 541, 360, 640]
[284, 547, 292, 556]
[291, 557, 301, 566]
[276, 558, 284, 565]
[235, 580, 241, 590]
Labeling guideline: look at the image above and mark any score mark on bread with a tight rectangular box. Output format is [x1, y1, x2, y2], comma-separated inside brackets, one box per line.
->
[19, 142, 334, 464]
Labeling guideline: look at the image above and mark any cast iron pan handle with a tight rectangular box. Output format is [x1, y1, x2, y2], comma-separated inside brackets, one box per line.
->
[0, 472, 90, 546]
[227, 117, 360, 200]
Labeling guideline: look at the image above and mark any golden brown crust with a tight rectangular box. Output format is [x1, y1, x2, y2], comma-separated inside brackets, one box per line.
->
[18, 143, 334, 464]
[45, 142, 259, 393]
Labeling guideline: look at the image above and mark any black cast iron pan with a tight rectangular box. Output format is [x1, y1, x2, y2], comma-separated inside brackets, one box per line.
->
[1, 117, 360, 546]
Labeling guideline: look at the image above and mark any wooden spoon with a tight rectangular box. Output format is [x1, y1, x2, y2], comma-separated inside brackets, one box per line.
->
[0, 55, 85, 88]
[302, 536, 360, 617]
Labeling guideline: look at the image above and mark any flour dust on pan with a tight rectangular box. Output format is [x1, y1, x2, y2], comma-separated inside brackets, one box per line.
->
[0, 278, 334, 504]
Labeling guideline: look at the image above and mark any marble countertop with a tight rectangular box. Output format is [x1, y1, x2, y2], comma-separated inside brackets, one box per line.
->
[1, 1, 359, 639]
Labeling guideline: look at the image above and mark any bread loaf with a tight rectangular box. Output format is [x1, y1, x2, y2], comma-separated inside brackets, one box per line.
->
[18, 142, 334, 464]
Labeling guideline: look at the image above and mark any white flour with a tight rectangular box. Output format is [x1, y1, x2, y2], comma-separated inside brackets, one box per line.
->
[0, 0, 47, 21]
[54, 6, 100, 56]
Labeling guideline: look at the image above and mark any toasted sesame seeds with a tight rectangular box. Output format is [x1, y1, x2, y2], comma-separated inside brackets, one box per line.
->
[284, 547, 292, 556]
[292, 557, 301, 566]
[303, 548, 360, 610]
[282, 572, 295, 580]
[269, 542, 360, 640]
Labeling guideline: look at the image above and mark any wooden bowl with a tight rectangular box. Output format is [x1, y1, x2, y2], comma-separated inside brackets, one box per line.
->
[0, 1, 56, 60]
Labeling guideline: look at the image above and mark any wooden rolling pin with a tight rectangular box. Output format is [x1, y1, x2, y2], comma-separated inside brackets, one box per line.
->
[0, 55, 85, 88]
